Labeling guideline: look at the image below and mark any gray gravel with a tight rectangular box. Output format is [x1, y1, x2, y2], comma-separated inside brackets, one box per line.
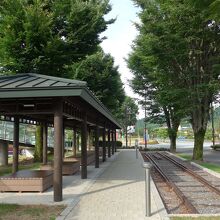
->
[147, 152, 220, 214]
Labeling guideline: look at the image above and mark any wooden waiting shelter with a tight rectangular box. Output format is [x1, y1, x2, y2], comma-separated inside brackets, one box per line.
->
[0, 73, 120, 202]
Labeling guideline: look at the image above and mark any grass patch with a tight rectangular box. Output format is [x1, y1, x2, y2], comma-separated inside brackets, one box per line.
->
[171, 217, 220, 220]
[0, 204, 19, 216]
[0, 204, 65, 220]
[176, 154, 192, 161]
[197, 162, 220, 173]
[176, 153, 220, 173]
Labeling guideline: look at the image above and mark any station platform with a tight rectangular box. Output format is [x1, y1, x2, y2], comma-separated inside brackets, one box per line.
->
[58, 149, 168, 220]
[0, 149, 168, 219]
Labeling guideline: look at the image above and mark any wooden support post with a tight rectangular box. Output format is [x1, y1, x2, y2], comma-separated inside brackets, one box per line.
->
[95, 125, 100, 168]
[102, 127, 106, 162]
[108, 129, 111, 158]
[43, 122, 48, 165]
[77, 132, 80, 153]
[88, 128, 91, 151]
[111, 130, 114, 155]
[81, 113, 87, 179]
[73, 129, 77, 156]
[54, 101, 63, 202]
[13, 116, 19, 173]
[115, 130, 117, 152]
[63, 126, 65, 158]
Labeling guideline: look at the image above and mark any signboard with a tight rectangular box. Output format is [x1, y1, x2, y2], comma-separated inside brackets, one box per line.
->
[144, 128, 149, 141]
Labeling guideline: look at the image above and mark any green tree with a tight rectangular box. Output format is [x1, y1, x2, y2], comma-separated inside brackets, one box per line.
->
[0, 0, 53, 74]
[0, 0, 114, 161]
[155, 128, 168, 140]
[128, 64, 182, 152]
[120, 96, 139, 128]
[128, 2, 185, 152]
[130, 0, 220, 159]
[71, 49, 125, 118]
[0, 0, 113, 76]
[119, 96, 138, 146]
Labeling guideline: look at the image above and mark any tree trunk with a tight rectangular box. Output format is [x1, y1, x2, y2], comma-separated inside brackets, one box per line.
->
[163, 106, 180, 153]
[191, 96, 211, 161]
[169, 132, 177, 153]
[193, 128, 206, 161]
[34, 125, 43, 162]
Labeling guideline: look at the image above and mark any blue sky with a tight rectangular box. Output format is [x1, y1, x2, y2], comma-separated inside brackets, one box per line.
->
[101, 0, 143, 117]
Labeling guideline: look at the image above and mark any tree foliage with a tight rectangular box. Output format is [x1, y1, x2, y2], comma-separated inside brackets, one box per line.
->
[129, 0, 220, 159]
[189, 0, 220, 20]
[120, 96, 139, 129]
[0, 0, 113, 77]
[71, 49, 125, 118]
[128, 1, 186, 152]
[0, 0, 125, 116]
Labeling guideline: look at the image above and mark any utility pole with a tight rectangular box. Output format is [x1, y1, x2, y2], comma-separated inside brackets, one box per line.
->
[125, 107, 131, 148]
[144, 93, 147, 149]
[125, 107, 128, 148]
[129, 112, 131, 147]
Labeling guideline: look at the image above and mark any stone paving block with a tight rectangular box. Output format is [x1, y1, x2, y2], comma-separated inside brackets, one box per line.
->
[62, 150, 168, 220]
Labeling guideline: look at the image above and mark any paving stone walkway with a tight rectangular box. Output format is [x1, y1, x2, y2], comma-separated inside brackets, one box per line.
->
[62, 150, 167, 220]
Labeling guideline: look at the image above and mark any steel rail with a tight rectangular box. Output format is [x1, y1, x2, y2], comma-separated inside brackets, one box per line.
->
[144, 153, 198, 214]
[157, 152, 220, 197]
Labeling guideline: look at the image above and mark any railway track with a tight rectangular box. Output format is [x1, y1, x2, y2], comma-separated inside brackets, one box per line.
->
[144, 152, 220, 214]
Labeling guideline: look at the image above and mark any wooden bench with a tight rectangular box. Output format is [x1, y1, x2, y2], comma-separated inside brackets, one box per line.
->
[0, 170, 53, 192]
[66, 151, 95, 165]
[41, 160, 80, 175]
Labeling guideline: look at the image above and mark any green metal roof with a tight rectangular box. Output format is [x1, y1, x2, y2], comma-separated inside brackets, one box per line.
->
[0, 73, 87, 88]
[0, 73, 121, 128]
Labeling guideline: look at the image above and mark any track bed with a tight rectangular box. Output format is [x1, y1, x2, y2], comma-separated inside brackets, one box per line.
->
[142, 152, 220, 214]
